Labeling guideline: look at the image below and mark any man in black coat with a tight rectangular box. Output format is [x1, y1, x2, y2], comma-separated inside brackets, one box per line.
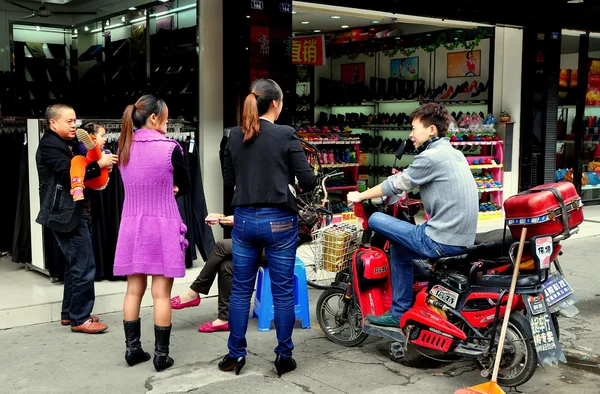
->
[36, 103, 117, 334]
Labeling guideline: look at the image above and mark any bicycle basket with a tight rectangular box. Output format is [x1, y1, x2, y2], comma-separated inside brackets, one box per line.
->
[310, 221, 363, 273]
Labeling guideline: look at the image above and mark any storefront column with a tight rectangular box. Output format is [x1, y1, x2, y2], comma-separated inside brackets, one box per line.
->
[198, 0, 225, 240]
[492, 26, 523, 201]
[221, 0, 293, 237]
[519, 26, 563, 191]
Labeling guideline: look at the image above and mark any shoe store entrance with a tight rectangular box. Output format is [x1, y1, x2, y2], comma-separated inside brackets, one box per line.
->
[290, 2, 509, 221]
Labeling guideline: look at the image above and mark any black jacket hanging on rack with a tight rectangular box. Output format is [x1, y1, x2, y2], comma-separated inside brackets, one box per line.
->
[11, 143, 32, 264]
[0, 124, 27, 253]
[91, 137, 126, 280]
[177, 137, 215, 263]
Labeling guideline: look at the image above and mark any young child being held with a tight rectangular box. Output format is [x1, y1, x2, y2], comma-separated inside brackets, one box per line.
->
[70, 122, 112, 201]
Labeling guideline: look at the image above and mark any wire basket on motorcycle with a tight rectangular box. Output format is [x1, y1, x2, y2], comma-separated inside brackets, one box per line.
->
[310, 221, 363, 273]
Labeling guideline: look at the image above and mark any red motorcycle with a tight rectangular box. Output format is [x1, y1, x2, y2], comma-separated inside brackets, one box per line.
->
[316, 181, 581, 388]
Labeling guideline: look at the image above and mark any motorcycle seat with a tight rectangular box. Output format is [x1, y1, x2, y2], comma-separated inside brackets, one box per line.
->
[474, 273, 540, 288]
[475, 228, 516, 246]
[469, 229, 517, 259]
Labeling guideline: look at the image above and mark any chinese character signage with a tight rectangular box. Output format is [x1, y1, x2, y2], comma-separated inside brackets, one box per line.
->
[291, 35, 325, 66]
[524, 294, 566, 366]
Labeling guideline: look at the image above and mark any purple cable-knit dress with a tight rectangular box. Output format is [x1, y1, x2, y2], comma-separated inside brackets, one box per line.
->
[113, 129, 188, 278]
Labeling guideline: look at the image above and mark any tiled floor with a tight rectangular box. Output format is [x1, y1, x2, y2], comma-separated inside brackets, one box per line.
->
[0, 256, 207, 330]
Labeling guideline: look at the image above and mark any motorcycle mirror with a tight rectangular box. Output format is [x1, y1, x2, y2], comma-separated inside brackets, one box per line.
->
[395, 139, 406, 160]
[392, 139, 407, 169]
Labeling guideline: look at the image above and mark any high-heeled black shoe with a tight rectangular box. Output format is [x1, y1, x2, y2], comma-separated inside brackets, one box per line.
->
[218, 355, 246, 375]
[274, 355, 297, 377]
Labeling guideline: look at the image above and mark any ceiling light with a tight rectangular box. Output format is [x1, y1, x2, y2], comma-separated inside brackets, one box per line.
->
[246, 15, 250, 18]
[73, 29, 78, 34]
[371, 20, 381, 24]
[35, 26, 40, 31]
[313, 29, 321, 33]
[159, 0, 170, 2]
[105, 20, 110, 26]
[300, 21, 310, 24]
[84, 26, 89, 31]
[291, 11, 297, 14]
[121, 16, 126, 22]
[128, 7, 136, 10]
[567, 0, 584, 3]
[341, 25, 349, 28]
[331, 15, 341, 19]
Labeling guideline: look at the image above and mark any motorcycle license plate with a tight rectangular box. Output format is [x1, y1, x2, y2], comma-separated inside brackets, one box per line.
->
[542, 273, 574, 307]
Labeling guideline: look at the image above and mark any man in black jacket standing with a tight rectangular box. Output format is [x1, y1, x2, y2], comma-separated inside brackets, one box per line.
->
[36, 103, 117, 334]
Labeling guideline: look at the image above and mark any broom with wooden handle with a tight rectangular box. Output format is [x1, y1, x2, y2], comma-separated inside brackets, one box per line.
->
[455, 227, 528, 394]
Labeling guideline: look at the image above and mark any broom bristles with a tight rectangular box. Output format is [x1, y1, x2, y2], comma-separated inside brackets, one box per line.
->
[454, 388, 485, 394]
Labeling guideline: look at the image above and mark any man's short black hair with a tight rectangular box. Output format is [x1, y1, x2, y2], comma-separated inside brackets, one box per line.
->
[408, 103, 450, 137]
[45, 103, 74, 123]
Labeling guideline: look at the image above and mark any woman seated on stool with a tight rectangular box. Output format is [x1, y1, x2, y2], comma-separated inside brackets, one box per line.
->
[170, 213, 266, 332]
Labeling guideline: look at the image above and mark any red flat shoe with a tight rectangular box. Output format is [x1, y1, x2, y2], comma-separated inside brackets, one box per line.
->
[198, 321, 229, 333]
[171, 295, 200, 310]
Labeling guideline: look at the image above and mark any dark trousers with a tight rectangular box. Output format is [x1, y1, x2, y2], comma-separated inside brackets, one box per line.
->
[190, 238, 266, 321]
[228, 207, 298, 359]
[53, 216, 96, 326]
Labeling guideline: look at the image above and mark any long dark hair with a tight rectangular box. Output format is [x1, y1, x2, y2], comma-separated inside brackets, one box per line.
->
[241, 79, 283, 142]
[119, 94, 168, 165]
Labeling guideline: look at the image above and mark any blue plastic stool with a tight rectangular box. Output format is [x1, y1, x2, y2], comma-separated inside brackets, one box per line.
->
[252, 257, 311, 332]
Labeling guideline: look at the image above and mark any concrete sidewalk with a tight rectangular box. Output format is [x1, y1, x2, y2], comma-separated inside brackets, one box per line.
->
[1, 209, 599, 393]
[1, 286, 599, 393]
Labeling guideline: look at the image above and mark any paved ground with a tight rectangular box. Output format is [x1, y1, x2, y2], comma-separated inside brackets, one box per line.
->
[1, 236, 599, 394]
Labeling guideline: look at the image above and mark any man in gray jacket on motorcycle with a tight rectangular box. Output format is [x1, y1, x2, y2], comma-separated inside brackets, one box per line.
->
[346, 103, 478, 327]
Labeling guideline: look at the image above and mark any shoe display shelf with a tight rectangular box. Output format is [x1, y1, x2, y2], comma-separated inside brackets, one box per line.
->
[448, 119, 504, 220]
[11, 41, 73, 116]
[297, 128, 361, 193]
[314, 100, 490, 205]
[556, 104, 600, 203]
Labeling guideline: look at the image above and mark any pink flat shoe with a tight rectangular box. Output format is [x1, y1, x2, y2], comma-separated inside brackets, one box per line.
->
[171, 295, 200, 310]
[198, 321, 229, 333]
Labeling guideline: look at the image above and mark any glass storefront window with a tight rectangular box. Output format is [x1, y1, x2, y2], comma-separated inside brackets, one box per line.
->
[557, 32, 600, 203]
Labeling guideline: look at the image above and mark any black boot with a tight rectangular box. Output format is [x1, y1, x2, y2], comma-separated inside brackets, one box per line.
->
[153, 325, 174, 372]
[123, 320, 151, 367]
[386, 78, 397, 100]
[376, 78, 386, 101]
[274, 355, 297, 377]
[396, 79, 406, 100]
[404, 80, 415, 99]
[412, 78, 426, 99]
[369, 77, 378, 101]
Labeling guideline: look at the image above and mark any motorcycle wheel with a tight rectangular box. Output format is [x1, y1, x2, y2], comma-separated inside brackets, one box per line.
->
[316, 287, 369, 347]
[477, 312, 538, 388]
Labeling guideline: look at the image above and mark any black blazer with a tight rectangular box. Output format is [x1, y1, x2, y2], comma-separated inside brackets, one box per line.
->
[35, 130, 101, 232]
[223, 119, 317, 212]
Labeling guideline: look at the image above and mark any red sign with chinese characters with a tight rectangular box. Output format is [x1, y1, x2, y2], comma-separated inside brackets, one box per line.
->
[291, 35, 325, 66]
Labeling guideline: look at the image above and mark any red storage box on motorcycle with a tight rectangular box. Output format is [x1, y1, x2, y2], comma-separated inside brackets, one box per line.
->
[504, 182, 584, 239]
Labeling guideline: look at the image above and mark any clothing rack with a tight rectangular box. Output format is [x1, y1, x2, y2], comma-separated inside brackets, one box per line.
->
[23, 117, 210, 280]
[88, 119, 195, 143]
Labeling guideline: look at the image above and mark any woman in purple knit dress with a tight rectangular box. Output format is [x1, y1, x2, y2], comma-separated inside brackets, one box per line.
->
[113, 94, 191, 372]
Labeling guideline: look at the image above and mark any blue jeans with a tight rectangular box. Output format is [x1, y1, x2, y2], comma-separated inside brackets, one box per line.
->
[368, 212, 467, 319]
[228, 207, 298, 359]
[53, 216, 96, 326]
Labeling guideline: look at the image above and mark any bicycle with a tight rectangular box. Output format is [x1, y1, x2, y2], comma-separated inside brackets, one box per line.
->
[296, 140, 359, 289]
